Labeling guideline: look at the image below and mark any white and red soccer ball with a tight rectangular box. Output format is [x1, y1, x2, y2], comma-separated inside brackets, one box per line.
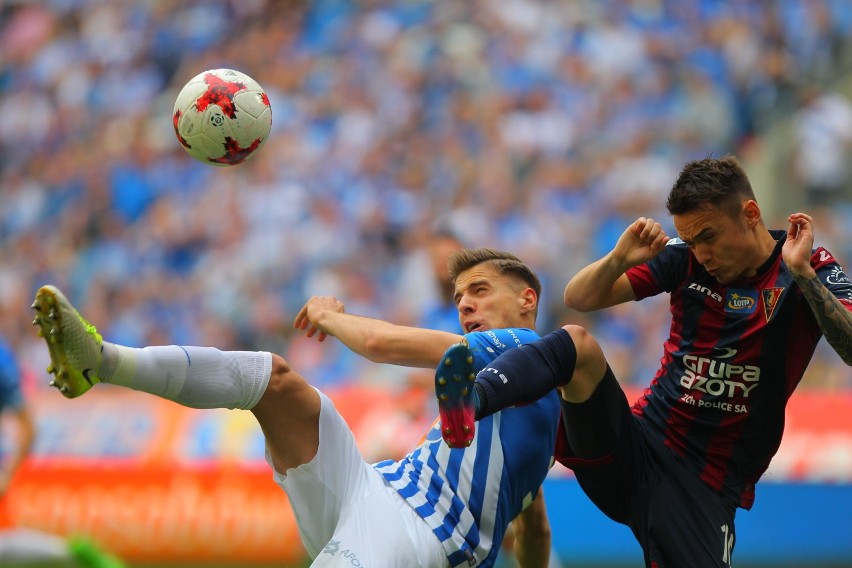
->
[173, 68, 272, 166]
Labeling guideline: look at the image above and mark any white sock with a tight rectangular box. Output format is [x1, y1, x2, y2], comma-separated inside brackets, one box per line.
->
[99, 343, 271, 410]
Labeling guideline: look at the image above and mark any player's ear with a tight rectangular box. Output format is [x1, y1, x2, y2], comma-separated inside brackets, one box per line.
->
[519, 288, 537, 314]
[743, 199, 762, 228]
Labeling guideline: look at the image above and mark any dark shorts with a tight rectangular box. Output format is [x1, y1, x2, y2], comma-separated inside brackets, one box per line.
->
[555, 370, 737, 568]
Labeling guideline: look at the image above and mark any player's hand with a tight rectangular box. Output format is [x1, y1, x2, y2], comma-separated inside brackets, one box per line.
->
[611, 217, 669, 269]
[294, 296, 345, 342]
[783, 213, 817, 279]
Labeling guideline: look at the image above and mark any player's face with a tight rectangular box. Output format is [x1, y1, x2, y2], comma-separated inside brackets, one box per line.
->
[673, 203, 764, 284]
[453, 264, 532, 332]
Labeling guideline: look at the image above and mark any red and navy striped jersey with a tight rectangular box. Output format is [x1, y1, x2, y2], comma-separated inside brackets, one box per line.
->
[625, 230, 852, 509]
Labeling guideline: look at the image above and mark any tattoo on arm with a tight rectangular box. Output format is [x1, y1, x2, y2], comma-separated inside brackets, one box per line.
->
[794, 274, 852, 365]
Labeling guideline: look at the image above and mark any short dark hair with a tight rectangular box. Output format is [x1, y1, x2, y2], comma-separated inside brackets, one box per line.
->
[447, 248, 542, 301]
[667, 155, 756, 218]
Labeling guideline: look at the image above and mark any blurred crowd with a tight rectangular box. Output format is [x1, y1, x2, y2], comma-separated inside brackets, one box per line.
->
[2, 0, 852, 395]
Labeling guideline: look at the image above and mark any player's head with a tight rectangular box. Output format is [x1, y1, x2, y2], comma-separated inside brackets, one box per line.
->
[447, 248, 541, 332]
[667, 155, 757, 219]
[667, 156, 769, 284]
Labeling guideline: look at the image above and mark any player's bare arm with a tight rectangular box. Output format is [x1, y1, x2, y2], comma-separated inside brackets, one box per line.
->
[295, 295, 461, 368]
[564, 217, 668, 312]
[509, 488, 551, 568]
[785, 213, 852, 366]
[795, 276, 852, 364]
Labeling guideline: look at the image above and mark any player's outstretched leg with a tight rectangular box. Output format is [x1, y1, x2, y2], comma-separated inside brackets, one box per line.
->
[31, 285, 103, 398]
[435, 339, 476, 448]
[31, 284, 270, 411]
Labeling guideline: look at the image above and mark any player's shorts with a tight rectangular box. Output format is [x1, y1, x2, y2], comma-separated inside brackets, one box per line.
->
[556, 370, 738, 568]
[268, 388, 449, 568]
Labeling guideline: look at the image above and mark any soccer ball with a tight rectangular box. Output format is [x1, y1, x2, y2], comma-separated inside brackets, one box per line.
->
[173, 68, 272, 166]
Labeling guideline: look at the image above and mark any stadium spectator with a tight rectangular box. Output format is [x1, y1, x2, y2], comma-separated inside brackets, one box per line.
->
[31, 248, 561, 567]
[394, 226, 465, 332]
[448, 156, 852, 566]
[1, 0, 850, 406]
[791, 86, 852, 207]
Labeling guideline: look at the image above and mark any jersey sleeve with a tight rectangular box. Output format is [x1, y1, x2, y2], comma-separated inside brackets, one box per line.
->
[811, 247, 852, 310]
[626, 238, 690, 300]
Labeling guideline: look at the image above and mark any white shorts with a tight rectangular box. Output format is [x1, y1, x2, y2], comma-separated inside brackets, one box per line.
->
[269, 389, 449, 568]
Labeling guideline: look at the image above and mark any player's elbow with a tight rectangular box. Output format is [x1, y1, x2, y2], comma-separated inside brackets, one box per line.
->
[563, 290, 586, 311]
[564, 285, 631, 312]
[512, 514, 551, 567]
[513, 493, 551, 545]
[563, 288, 600, 312]
[521, 521, 551, 546]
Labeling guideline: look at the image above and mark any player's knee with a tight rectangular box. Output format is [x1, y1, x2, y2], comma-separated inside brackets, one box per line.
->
[560, 325, 608, 401]
[262, 353, 309, 402]
[562, 325, 603, 360]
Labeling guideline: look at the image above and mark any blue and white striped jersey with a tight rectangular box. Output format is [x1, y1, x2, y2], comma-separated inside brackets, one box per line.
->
[373, 329, 561, 567]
